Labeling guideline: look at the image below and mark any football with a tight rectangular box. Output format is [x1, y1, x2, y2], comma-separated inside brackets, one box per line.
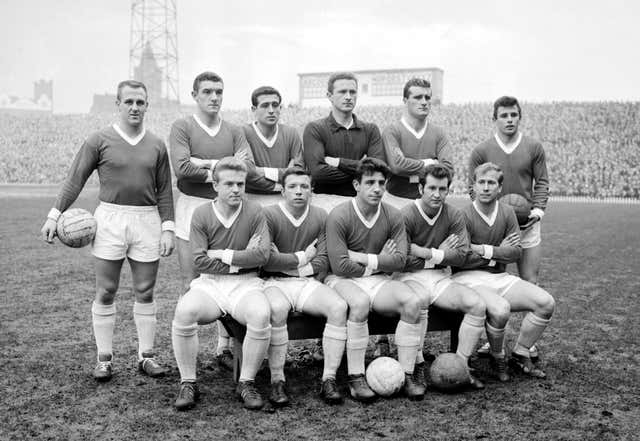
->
[56, 208, 97, 248]
[499, 193, 532, 226]
[429, 353, 470, 392]
[365, 356, 405, 397]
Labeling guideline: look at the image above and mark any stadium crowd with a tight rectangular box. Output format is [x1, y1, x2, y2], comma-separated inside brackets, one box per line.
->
[1, 101, 639, 198]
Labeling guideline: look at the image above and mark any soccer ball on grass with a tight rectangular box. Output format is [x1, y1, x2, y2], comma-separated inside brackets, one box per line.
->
[365, 356, 405, 397]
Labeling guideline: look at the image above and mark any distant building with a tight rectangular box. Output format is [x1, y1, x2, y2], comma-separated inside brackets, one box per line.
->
[0, 79, 53, 113]
[298, 67, 443, 108]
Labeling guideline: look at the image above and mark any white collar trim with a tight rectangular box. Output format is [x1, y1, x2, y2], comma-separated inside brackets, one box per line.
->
[401, 116, 428, 139]
[278, 201, 309, 227]
[472, 200, 499, 227]
[494, 132, 522, 154]
[212, 200, 242, 229]
[414, 200, 442, 226]
[252, 122, 279, 148]
[351, 198, 381, 229]
[112, 124, 146, 146]
[193, 114, 222, 138]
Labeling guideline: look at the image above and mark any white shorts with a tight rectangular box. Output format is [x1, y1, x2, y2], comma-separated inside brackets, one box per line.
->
[394, 269, 453, 305]
[175, 193, 212, 240]
[264, 277, 324, 312]
[382, 192, 413, 210]
[520, 221, 542, 249]
[325, 274, 391, 309]
[188, 273, 264, 317]
[310, 193, 351, 214]
[451, 271, 520, 298]
[92, 202, 161, 262]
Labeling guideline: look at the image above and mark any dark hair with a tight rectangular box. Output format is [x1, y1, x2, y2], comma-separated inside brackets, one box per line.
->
[355, 158, 390, 182]
[193, 71, 224, 93]
[423, 164, 452, 187]
[493, 96, 521, 120]
[116, 80, 147, 101]
[327, 72, 358, 93]
[281, 166, 311, 186]
[473, 162, 504, 185]
[213, 157, 248, 181]
[403, 77, 431, 99]
[251, 86, 282, 107]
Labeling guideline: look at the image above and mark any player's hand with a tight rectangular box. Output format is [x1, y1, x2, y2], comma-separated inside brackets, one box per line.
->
[470, 244, 485, 256]
[160, 231, 175, 257]
[270, 243, 279, 254]
[410, 243, 432, 260]
[520, 213, 541, 230]
[41, 218, 58, 244]
[438, 234, 459, 251]
[234, 149, 249, 161]
[189, 157, 209, 168]
[500, 232, 521, 247]
[347, 250, 367, 264]
[381, 239, 397, 256]
[304, 239, 318, 262]
[324, 156, 340, 167]
[247, 233, 261, 249]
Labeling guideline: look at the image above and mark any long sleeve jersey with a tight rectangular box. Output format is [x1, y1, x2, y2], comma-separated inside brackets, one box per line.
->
[468, 134, 550, 211]
[243, 123, 304, 194]
[326, 199, 407, 277]
[169, 116, 254, 199]
[383, 120, 453, 199]
[453, 201, 522, 274]
[302, 113, 385, 196]
[402, 201, 469, 271]
[54, 125, 174, 222]
[190, 199, 270, 274]
[262, 202, 329, 278]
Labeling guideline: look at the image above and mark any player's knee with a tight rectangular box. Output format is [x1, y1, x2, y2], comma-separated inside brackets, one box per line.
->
[487, 299, 510, 327]
[244, 301, 271, 328]
[460, 289, 486, 317]
[400, 295, 421, 323]
[173, 299, 200, 325]
[326, 298, 348, 325]
[538, 292, 555, 318]
[347, 297, 370, 322]
[269, 298, 290, 325]
[96, 281, 118, 304]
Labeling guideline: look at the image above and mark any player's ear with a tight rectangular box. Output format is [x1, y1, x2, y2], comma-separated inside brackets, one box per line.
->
[191, 90, 197, 100]
[352, 179, 360, 192]
[417, 183, 423, 195]
[251, 106, 257, 112]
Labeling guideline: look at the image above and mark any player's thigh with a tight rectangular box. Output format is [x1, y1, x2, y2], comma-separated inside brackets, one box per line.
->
[403, 279, 431, 308]
[174, 287, 223, 325]
[517, 245, 542, 284]
[234, 290, 271, 328]
[301, 283, 348, 324]
[176, 238, 198, 284]
[94, 257, 125, 301]
[471, 285, 510, 324]
[263, 286, 292, 325]
[372, 280, 420, 320]
[332, 280, 370, 320]
[503, 280, 554, 316]
[432, 282, 485, 316]
[128, 258, 159, 299]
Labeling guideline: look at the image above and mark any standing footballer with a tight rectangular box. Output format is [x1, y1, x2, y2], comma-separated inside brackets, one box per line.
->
[41, 80, 175, 381]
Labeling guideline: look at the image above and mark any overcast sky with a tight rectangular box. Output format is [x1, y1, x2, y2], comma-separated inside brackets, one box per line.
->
[1, 0, 638, 113]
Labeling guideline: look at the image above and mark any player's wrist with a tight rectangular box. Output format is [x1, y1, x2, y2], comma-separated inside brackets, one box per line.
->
[47, 208, 61, 222]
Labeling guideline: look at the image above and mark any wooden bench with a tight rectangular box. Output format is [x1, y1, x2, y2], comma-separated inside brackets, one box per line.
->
[219, 306, 463, 382]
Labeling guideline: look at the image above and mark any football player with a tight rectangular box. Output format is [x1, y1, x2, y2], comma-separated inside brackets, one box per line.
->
[40, 80, 175, 382]
[262, 167, 348, 405]
[325, 158, 425, 401]
[169, 71, 254, 367]
[469, 96, 550, 360]
[453, 162, 555, 380]
[171, 157, 271, 411]
[244, 86, 304, 195]
[396, 164, 486, 389]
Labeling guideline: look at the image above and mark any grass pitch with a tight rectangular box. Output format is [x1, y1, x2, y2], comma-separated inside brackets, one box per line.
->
[1, 192, 639, 440]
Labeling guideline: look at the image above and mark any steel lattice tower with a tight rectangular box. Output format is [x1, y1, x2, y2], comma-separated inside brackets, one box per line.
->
[129, 0, 179, 105]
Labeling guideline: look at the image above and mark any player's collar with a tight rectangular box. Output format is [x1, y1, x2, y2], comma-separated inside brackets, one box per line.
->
[211, 200, 243, 228]
[472, 200, 499, 227]
[414, 200, 442, 226]
[112, 124, 146, 146]
[401, 116, 428, 139]
[494, 132, 522, 154]
[193, 114, 222, 138]
[328, 112, 361, 132]
[252, 121, 279, 148]
[278, 201, 309, 227]
[351, 198, 381, 229]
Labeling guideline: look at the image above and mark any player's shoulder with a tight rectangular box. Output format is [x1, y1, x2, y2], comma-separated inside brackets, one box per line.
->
[243, 198, 264, 214]
[143, 129, 164, 144]
[520, 134, 545, 151]
[327, 199, 352, 220]
[428, 122, 447, 136]
[192, 200, 214, 219]
[304, 116, 329, 132]
[443, 202, 463, 218]
[497, 200, 517, 218]
[381, 201, 403, 219]
[170, 115, 193, 130]
[221, 120, 244, 135]
[262, 203, 281, 218]
[382, 120, 402, 135]
[355, 115, 380, 132]
[472, 136, 495, 152]
[308, 204, 329, 221]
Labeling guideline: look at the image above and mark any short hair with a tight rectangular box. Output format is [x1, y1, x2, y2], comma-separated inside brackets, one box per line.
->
[403, 77, 432, 99]
[473, 162, 504, 185]
[213, 157, 248, 181]
[423, 164, 453, 187]
[493, 96, 522, 120]
[116, 80, 147, 101]
[355, 158, 390, 182]
[281, 166, 311, 186]
[251, 86, 282, 107]
[327, 72, 358, 93]
[193, 71, 224, 93]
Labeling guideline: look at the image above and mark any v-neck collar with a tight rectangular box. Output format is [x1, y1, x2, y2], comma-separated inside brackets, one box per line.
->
[401, 116, 428, 139]
[414, 200, 442, 226]
[473, 200, 499, 227]
[212, 200, 242, 229]
[351, 198, 381, 229]
[494, 132, 522, 155]
[194, 114, 222, 138]
[278, 201, 309, 228]
[112, 124, 146, 146]
[252, 121, 279, 148]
